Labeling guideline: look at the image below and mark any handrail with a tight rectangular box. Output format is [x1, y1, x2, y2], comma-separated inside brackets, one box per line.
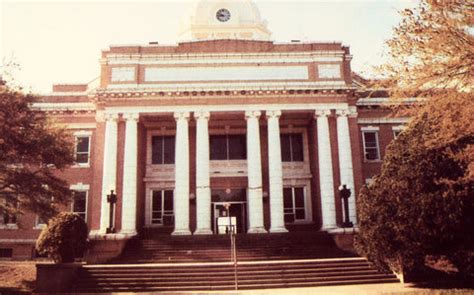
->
[231, 227, 238, 290]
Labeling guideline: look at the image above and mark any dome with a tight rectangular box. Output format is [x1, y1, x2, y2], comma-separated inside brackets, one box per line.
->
[178, 0, 272, 41]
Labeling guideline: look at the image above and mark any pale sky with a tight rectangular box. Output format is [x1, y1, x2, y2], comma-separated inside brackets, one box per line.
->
[0, 0, 417, 93]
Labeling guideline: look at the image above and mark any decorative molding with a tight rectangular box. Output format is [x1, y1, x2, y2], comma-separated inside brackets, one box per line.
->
[194, 111, 211, 120]
[357, 117, 410, 124]
[265, 110, 281, 119]
[245, 110, 261, 119]
[122, 112, 139, 121]
[314, 109, 331, 118]
[336, 109, 357, 117]
[111, 67, 135, 82]
[361, 126, 380, 131]
[318, 64, 341, 79]
[60, 123, 96, 129]
[104, 103, 350, 115]
[70, 182, 90, 190]
[73, 130, 93, 137]
[104, 113, 119, 121]
[31, 102, 96, 111]
[173, 111, 191, 121]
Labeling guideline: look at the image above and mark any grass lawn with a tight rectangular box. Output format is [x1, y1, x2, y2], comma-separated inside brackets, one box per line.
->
[0, 261, 36, 294]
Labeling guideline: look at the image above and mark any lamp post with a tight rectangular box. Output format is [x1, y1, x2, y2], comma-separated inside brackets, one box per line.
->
[106, 190, 117, 233]
[339, 185, 353, 228]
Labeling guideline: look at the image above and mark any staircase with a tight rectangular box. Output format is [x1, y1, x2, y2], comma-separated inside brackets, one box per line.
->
[114, 231, 356, 263]
[72, 231, 399, 292]
[73, 258, 399, 292]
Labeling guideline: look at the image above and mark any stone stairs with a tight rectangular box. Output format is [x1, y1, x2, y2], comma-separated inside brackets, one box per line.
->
[72, 231, 399, 292]
[72, 258, 399, 292]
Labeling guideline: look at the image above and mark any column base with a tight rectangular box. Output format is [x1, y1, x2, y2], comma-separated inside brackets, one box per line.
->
[269, 226, 288, 233]
[172, 229, 192, 236]
[119, 229, 138, 238]
[193, 229, 213, 235]
[247, 227, 268, 234]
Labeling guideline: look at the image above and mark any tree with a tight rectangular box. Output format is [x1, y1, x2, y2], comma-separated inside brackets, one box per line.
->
[0, 84, 75, 222]
[356, 0, 474, 276]
[36, 212, 89, 263]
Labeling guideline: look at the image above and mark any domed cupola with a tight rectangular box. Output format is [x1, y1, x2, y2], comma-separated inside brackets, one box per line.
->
[178, 0, 272, 41]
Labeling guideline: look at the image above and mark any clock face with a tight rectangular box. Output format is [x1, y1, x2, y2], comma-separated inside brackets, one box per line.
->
[216, 8, 231, 22]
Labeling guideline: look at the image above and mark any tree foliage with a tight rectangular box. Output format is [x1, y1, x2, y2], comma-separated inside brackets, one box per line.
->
[36, 212, 88, 263]
[357, 0, 474, 276]
[0, 87, 75, 221]
[355, 94, 474, 275]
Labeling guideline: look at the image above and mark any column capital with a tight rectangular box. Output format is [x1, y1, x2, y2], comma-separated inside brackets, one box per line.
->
[194, 111, 210, 120]
[315, 109, 331, 118]
[336, 109, 357, 118]
[245, 110, 261, 120]
[122, 112, 139, 121]
[174, 111, 191, 121]
[266, 110, 282, 119]
[101, 113, 119, 122]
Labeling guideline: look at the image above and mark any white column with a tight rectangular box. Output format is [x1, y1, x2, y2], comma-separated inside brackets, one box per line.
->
[266, 110, 288, 233]
[121, 112, 139, 236]
[172, 111, 191, 235]
[315, 110, 337, 229]
[99, 113, 119, 234]
[336, 109, 357, 225]
[245, 111, 267, 233]
[194, 111, 212, 235]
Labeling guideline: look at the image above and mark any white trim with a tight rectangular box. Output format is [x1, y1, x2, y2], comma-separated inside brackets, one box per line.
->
[356, 97, 421, 106]
[34, 216, 47, 230]
[357, 117, 410, 124]
[360, 125, 379, 131]
[104, 103, 350, 114]
[59, 123, 96, 129]
[106, 81, 349, 91]
[362, 130, 381, 162]
[392, 125, 406, 132]
[0, 239, 37, 244]
[70, 183, 90, 190]
[73, 130, 93, 137]
[0, 224, 18, 230]
[31, 102, 96, 111]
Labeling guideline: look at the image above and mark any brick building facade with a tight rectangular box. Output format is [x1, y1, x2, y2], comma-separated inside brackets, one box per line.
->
[0, 0, 407, 259]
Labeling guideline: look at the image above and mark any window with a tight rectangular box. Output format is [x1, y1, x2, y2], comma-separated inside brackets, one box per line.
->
[151, 136, 175, 164]
[75, 136, 90, 165]
[210, 134, 246, 160]
[0, 199, 18, 228]
[72, 191, 87, 221]
[151, 190, 174, 225]
[362, 131, 380, 161]
[280, 133, 304, 162]
[283, 187, 306, 223]
[0, 248, 13, 258]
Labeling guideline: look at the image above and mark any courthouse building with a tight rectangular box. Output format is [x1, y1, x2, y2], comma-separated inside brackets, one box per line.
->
[0, 0, 408, 259]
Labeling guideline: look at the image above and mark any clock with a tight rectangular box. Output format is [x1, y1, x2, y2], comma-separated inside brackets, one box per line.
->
[216, 8, 231, 22]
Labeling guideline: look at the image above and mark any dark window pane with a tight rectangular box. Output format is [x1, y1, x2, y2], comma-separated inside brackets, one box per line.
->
[76, 153, 89, 164]
[228, 135, 247, 160]
[364, 132, 377, 148]
[365, 148, 378, 160]
[210, 135, 227, 160]
[283, 188, 293, 208]
[152, 212, 162, 219]
[151, 136, 163, 164]
[294, 188, 305, 207]
[295, 209, 306, 220]
[73, 191, 87, 213]
[76, 137, 89, 153]
[78, 213, 86, 220]
[163, 136, 175, 164]
[280, 134, 292, 162]
[164, 190, 173, 211]
[152, 191, 162, 211]
[291, 134, 304, 161]
[284, 214, 295, 223]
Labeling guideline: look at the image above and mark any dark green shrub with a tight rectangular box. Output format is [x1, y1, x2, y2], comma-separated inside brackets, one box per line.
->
[36, 212, 88, 263]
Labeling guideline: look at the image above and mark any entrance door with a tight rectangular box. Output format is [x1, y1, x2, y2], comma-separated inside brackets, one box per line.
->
[212, 202, 246, 234]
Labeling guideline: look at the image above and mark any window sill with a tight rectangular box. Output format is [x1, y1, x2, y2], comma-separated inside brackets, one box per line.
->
[0, 224, 18, 230]
[364, 159, 382, 163]
[33, 224, 46, 230]
[71, 163, 90, 168]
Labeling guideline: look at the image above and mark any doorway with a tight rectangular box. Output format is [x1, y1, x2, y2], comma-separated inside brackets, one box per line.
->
[212, 202, 246, 234]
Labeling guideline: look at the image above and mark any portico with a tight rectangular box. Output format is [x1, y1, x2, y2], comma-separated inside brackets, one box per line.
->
[98, 105, 358, 236]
